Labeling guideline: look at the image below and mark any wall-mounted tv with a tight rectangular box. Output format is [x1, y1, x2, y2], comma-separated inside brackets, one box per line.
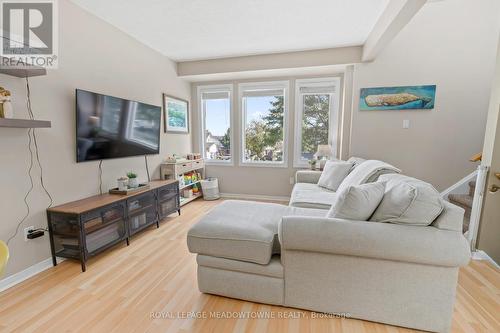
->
[76, 89, 161, 162]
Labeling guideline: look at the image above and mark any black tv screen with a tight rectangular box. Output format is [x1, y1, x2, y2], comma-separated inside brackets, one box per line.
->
[76, 89, 161, 162]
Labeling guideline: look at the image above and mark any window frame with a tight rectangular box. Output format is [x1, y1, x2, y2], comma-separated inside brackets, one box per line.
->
[293, 77, 341, 168]
[239, 80, 290, 168]
[197, 84, 234, 166]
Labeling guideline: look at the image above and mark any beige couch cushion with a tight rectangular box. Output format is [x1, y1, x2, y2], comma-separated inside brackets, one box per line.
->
[432, 200, 465, 232]
[337, 160, 401, 193]
[197, 254, 283, 278]
[187, 200, 325, 265]
[317, 161, 353, 191]
[327, 182, 385, 221]
[370, 174, 444, 226]
[289, 183, 337, 209]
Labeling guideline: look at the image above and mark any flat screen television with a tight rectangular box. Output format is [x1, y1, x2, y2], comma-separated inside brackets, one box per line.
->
[76, 89, 161, 162]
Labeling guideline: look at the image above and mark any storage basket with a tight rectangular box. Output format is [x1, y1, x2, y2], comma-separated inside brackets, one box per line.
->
[200, 178, 220, 200]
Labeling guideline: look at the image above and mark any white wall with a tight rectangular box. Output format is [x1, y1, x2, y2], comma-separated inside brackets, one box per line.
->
[0, 0, 191, 278]
[350, 0, 500, 191]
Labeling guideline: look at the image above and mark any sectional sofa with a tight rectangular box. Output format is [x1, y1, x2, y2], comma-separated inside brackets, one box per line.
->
[187, 158, 471, 332]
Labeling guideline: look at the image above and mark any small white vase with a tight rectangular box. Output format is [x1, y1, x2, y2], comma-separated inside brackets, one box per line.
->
[3, 101, 13, 118]
[128, 178, 139, 188]
[117, 179, 128, 191]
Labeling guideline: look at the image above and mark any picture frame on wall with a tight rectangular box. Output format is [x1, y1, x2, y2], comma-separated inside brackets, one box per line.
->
[359, 85, 436, 111]
[163, 93, 189, 133]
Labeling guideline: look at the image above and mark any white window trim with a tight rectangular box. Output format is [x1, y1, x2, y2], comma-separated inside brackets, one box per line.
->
[239, 81, 290, 168]
[197, 84, 234, 166]
[293, 77, 341, 168]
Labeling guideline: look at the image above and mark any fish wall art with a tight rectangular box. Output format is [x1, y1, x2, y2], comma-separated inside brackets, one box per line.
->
[360, 85, 436, 110]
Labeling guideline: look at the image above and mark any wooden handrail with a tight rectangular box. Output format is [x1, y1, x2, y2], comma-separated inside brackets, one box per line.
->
[469, 152, 482, 162]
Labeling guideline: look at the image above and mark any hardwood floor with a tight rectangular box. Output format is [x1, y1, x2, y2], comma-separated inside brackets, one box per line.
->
[0, 199, 498, 333]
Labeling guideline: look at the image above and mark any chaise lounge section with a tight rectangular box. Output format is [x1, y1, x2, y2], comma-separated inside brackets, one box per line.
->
[187, 160, 471, 332]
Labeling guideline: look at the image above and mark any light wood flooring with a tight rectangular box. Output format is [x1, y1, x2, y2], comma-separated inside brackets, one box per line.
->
[0, 199, 499, 332]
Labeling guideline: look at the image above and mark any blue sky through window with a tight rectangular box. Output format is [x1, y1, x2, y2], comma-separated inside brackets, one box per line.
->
[205, 99, 229, 136]
[245, 96, 275, 124]
[205, 96, 276, 136]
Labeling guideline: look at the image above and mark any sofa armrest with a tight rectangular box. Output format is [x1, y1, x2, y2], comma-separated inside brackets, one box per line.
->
[279, 216, 470, 267]
[295, 170, 322, 184]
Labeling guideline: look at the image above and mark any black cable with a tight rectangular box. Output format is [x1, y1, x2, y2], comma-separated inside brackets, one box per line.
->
[7, 77, 55, 246]
[26, 77, 54, 207]
[98, 159, 103, 195]
[144, 155, 151, 182]
[7, 128, 35, 247]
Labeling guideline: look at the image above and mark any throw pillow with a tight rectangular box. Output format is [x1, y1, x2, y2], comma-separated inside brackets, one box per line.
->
[336, 160, 401, 194]
[317, 161, 354, 191]
[347, 156, 366, 170]
[370, 174, 444, 226]
[327, 182, 386, 221]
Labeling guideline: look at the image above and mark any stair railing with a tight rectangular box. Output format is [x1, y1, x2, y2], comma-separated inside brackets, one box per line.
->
[468, 165, 489, 251]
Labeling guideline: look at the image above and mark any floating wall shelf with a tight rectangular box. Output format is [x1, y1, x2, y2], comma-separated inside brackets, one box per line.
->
[0, 57, 47, 78]
[0, 118, 51, 128]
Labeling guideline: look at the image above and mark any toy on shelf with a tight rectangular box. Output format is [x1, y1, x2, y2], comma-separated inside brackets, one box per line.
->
[184, 173, 192, 185]
[178, 175, 185, 188]
[191, 172, 198, 182]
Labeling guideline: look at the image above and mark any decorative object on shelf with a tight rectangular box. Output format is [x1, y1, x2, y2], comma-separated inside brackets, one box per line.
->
[165, 154, 187, 163]
[163, 94, 189, 133]
[0, 87, 13, 118]
[186, 153, 202, 160]
[117, 177, 129, 191]
[109, 183, 150, 195]
[360, 85, 436, 111]
[308, 159, 317, 170]
[315, 145, 333, 170]
[127, 172, 139, 188]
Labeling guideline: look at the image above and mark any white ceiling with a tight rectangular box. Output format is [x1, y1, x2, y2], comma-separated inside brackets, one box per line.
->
[71, 0, 389, 62]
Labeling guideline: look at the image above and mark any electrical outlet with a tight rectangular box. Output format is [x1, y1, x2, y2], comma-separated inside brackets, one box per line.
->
[24, 226, 34, 241]
[289, 176, 295, 185]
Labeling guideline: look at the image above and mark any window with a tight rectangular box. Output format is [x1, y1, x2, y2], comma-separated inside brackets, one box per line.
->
[294, 78, 341, 167]
[198, 85, 233, 164]
[240, 81, 289, 166]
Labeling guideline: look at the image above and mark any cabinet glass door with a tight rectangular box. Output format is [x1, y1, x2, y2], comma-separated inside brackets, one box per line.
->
[128, 192, 157, 235]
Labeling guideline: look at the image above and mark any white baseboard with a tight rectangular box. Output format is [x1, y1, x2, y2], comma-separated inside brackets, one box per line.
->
[220, 192, 290, 202]
[0, 257, 64, 293]
[472, 250, 500, 270]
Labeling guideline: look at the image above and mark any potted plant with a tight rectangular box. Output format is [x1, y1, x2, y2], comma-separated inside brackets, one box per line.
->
[308, 159, 317, 170]
[127, 172, 139, 188]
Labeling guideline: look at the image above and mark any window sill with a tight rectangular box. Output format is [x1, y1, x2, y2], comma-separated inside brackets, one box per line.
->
[293, 159, 310, 168]
[205, 160, 234, 167]
[240, 161, 288, 168]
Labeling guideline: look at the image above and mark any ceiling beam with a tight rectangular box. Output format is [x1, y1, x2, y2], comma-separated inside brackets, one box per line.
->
[177, 46, 362, 78]
[362, 0, 427, 62]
